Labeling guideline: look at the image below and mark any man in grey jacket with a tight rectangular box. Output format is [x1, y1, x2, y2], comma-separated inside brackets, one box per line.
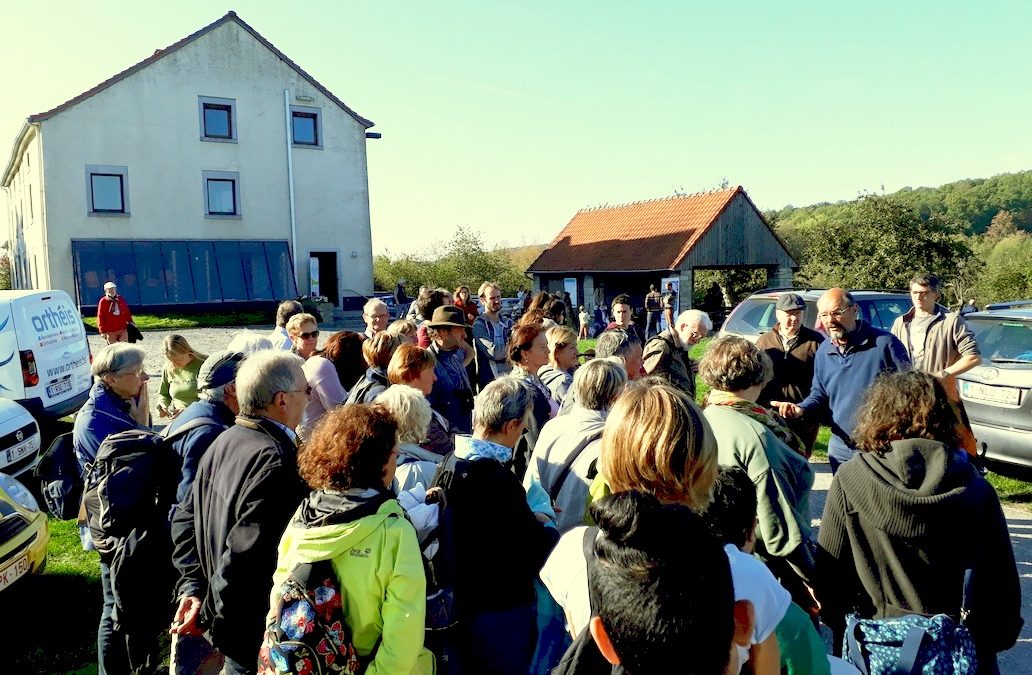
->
[472, 282, 513, 379]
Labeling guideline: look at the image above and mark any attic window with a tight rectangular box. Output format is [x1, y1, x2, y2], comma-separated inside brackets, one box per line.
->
[198, 96, 237, 142]
[290, 105, 323, 148]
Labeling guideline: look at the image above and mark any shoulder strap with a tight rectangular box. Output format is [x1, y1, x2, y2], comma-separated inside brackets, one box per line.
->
[583, 526, 600, 615]
[547, 429, 604, 503]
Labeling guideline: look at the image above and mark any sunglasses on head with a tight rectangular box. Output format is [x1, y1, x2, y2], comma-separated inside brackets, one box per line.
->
[298, 330, 320, 340]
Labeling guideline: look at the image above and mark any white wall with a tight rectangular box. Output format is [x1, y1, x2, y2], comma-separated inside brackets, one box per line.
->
[4, 127, 45, 290]
[37, 19, 373, 300]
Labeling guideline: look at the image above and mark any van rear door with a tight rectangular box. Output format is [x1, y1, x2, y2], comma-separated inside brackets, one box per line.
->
[12, 291, 91, 416]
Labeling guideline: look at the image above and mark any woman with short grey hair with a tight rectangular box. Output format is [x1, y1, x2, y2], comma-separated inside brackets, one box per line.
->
[72, 342, 153, 672]
[447, 375, 560, 674]
[525, 357, 628, 532]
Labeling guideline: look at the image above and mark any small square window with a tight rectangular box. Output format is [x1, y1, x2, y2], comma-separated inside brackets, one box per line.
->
[198, 96, 237, 142]
[203, 104, 232, 138]
[85, 165, 130, 216]
[290, 105, 323, 148]
[292, 112, 318, 145]
[202, 170, 241, 218]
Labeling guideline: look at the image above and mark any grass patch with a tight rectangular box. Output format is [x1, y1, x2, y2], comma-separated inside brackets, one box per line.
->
[83, 311, 271, 331]
[985, 472, 1032, 504]
[7, 519, 102, 674]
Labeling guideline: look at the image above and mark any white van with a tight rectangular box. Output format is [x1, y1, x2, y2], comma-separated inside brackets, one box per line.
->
[0, 290, 92, 420]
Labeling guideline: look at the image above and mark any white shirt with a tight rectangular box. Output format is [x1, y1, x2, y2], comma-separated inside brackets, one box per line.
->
[267, 326, 292, 350]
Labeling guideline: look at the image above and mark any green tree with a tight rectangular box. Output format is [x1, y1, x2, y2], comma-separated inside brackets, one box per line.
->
[798, 194, 972, 290]
[972, 233, 1032, 304]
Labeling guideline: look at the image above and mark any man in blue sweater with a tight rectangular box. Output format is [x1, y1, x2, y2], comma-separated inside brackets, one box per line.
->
[773, 288, 910, 473]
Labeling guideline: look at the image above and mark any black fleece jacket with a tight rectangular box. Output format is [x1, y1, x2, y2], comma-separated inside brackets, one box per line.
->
[816, 439, 1022, 666]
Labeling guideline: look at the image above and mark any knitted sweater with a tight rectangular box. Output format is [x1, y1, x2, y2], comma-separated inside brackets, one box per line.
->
[797, 321, 909, 462]
[816, 439, 1022, 665]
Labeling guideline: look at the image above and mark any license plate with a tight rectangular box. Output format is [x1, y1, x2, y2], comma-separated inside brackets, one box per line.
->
[46, 379, 72, 397]
[0, 553, 29, 591]
[4, 436, 38, 466]
[962, 381, 1021, 406]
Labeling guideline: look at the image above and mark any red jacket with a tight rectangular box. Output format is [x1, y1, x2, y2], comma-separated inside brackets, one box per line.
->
[97, 295, 132, 333]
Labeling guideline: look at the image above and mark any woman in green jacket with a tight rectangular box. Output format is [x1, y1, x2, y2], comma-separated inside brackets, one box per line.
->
[262, 404, 435, 675]
[158, 334, 206, 419]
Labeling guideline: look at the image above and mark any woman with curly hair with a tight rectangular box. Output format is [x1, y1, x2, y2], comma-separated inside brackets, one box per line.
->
[815, 371, 1021, 673]
[262, 404, 435, 675]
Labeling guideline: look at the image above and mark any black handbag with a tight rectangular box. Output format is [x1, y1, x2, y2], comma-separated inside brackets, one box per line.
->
[126, 322, 143, 343]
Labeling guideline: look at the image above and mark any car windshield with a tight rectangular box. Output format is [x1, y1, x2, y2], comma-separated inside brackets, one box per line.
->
[723, 298, 778, 335]
[967, 317, 1032, 364]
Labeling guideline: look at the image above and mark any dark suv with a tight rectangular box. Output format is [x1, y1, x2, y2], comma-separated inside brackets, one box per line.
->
[956, 302, 1032, 471]
[719, 288, 914, 342]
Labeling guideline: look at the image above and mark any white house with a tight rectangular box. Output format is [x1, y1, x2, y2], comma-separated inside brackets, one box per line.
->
[1, 11, 377, 310]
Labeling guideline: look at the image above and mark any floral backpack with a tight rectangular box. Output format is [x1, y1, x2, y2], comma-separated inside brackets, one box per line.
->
[259, 559, 376, 675]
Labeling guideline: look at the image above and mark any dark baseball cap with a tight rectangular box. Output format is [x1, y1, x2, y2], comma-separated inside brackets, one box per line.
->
[197, 350, 246, 391]
[775, 293, 806, 312]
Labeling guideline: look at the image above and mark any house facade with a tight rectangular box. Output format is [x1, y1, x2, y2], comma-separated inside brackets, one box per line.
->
[527, 187, 797, 314]
[2, 12, 376, 310]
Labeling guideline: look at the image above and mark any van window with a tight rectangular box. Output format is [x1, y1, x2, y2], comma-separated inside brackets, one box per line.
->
[859, 298, 909, 331]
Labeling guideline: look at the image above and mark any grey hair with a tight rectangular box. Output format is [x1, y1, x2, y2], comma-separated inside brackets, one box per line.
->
[595, 328, 641, 360]
[570, 356, 627, 411]
[275, 300, 304, 328]
[91, 343, 146, 378]
[363, 298, 388, 315]
[678, 309, 713, 333]
[200, 382, 228, 403]
[235, 350, 305, 415]
[226, 331, 275, 355]
[375, 385, 431, 444]
[474, 377, 533, 434]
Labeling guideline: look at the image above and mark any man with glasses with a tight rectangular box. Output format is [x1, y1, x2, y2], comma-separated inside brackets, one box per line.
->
[891, 272, 980, 455]
[756, 293, 824, 455]
[643, 309, 712, 399]
[772, 288, 909, 473]
[362, 298, 390, 340]
[171, 350, 310, 675]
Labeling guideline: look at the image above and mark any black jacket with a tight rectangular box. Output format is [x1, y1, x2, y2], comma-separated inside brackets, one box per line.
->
[171, 415, 309, 666]
[816, 439, 1022, 668]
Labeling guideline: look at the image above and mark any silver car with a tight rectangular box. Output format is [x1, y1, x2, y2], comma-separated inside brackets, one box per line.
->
[957, 304, 1032, 471]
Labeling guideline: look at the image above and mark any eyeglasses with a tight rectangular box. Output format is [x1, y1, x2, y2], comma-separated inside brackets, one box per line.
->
[283, 386, 313, 397]
[817, 305, 855, 321]
[910, 290, 936, 297]
[297, 330, 320, 340]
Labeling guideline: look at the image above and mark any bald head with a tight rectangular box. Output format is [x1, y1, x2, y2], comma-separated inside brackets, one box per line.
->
[817, 288, 858, 341]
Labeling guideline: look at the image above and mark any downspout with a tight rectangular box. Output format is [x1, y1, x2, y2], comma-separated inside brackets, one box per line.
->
[34, 123, 50, 291]
[283, 90, 299, 294]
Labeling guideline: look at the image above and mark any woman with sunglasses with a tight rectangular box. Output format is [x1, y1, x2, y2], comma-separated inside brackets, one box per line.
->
[286, 312, 320, 359]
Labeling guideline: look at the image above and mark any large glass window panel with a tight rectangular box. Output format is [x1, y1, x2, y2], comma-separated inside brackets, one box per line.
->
[71, 240, 107, 304]
[102, 241, 140, 305]
[240, 242, 274, 300]
[206, 179, 236, 215]
[133, 242, 167, 305]
[91, 174, 124, 212]
[265, 241, 297, 298]
[188, 242, 219, 303]
[161, 242, 196, 304]
[213, 242, 246, 301]
[203, 104, 232, 138]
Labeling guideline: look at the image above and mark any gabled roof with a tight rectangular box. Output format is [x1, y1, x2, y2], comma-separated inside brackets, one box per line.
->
[529, 186, 765, 273]
[27, 11, 373, 128]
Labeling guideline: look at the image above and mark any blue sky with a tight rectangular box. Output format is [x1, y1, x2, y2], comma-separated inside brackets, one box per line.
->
[2, 0, 1030, 254]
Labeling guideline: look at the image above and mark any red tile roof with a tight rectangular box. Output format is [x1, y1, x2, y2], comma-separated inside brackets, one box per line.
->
[28, 11, 373, 128]
[529, 186, 748, 273]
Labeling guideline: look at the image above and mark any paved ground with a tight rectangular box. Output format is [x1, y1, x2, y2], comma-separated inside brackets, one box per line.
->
[809, 462, 1032, 671]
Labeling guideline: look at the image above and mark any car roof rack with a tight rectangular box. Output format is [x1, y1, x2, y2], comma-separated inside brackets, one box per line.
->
[985, 300, 1032, 310]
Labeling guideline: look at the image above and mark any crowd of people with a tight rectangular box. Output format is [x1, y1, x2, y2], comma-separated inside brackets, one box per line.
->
[70, 275, 1021, 675]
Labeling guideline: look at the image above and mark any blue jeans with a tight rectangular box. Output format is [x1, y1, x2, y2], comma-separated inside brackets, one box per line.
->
[98, 561, 165, 675]
[98, 562, 126, 675]
[646, 311, 662, 339]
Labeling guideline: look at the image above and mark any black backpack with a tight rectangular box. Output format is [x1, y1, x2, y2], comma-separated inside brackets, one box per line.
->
[260, 558, 374, 675]
[81, 418, 217, 556]
[34, 432, 82, 520]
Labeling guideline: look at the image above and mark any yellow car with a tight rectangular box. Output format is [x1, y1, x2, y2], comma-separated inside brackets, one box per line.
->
[0, 472, 49, 592]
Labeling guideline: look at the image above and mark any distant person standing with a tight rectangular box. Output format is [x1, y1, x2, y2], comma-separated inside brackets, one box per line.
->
[960, 298, 978, 316]
[662, 281, 677, 331]
[97, 281, 133, 344]
[755, 293, 824, 455]
[394, 278, 409, 319]
[644, 284, 663, 339]
[267, 300, 304, 350]
[473, 282, 514, 379]
[891, 272, 981, 455]
[578, 305, 590, 339]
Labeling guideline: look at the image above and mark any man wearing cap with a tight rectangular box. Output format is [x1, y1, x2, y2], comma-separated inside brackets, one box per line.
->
[755, 293, 824, 455]
[643, 309, 712, 399]
[773, 288, 910, 473]
[97, 281, 133, 344]
[426, 305, 476, 434]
